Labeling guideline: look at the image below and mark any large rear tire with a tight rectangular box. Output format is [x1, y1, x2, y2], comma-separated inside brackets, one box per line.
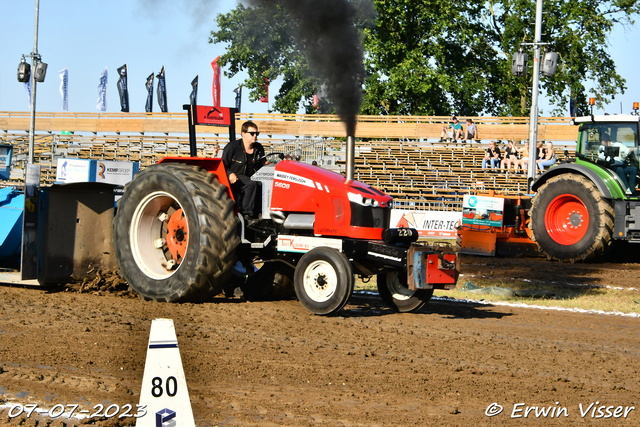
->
[377, 270, 433, 313]
[294, 247, 354, 315]
[114, 163, 239, 302]
[530, 174, 614, 262]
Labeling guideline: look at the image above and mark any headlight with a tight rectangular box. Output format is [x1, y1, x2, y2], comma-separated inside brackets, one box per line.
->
[348, 192, 380, 207]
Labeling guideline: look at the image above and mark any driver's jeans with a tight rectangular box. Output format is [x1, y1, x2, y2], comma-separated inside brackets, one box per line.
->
[613, 162, 638, 193]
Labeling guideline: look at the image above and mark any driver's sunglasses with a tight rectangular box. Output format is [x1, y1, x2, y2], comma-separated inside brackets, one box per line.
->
[246, 131, 260, 137]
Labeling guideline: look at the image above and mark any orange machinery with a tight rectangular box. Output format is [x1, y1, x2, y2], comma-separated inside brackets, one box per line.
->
[456, 190, 540, 257]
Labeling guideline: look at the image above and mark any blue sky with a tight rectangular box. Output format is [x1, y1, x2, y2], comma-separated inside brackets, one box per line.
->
[0, 0, 639, 116]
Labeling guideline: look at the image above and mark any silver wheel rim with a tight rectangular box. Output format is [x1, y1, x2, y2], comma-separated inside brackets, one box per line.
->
[130, 191, 186, 280]
[303, 260, 338, 303]
[386, 271, 415, 301]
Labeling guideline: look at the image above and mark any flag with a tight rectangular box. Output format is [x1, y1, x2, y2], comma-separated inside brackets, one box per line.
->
[145, 72, 154, 113]
[260, 74, 269, 103]
[233, 86, 242, 112]
[59, 68, 68, 111]
[23, 80, 31, 107]
[117, 64, 129, 112]
[96, 67, 108, 112]
[569, 96, 577, 117]
[190, 75, 198, 106]
[211, 56, 221, 107]
[156, 66, 167, 113]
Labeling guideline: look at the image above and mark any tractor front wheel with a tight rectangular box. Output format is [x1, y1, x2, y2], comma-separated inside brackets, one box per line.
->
[377, 270, 433, 313]
[530, 174, 614, 261]
[294, 247, 354, 315]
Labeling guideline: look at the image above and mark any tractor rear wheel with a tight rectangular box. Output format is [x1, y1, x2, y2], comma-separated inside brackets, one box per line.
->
[240, 263, 296, 301]
[114, 163, 239, 302]
[377, 270, 433, 313]
[294, 247, 354, 315]
[530, 174, 614, 261]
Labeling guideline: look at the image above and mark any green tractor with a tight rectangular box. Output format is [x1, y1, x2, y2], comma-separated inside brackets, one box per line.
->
[530, 108, 640, 261]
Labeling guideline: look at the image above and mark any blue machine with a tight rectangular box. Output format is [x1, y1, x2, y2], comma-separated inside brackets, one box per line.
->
[0, 187, 24, 265]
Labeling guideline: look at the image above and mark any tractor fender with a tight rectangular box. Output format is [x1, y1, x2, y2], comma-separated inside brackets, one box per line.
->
[531, 163, 612, 199]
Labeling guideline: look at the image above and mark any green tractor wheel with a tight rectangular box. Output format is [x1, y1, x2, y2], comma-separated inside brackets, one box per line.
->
[531, 174, 614, 261]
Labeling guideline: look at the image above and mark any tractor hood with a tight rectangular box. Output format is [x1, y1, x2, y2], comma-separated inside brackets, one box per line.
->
[269, 160, 392, 240]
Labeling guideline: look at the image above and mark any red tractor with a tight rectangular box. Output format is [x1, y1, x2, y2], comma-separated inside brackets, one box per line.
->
[113, 107, 459, 315]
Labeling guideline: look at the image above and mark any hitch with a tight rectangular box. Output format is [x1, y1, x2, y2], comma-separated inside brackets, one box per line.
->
[407, 245, 458, 291]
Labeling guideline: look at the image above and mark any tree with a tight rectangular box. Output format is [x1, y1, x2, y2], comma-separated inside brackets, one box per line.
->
[210, 0, 640, 117]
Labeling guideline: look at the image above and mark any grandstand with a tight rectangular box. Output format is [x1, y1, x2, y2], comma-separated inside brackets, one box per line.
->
[0, 111, 576, 210]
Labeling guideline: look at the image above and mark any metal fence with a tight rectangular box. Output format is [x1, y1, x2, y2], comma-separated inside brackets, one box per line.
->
[265, 138, 341, 168]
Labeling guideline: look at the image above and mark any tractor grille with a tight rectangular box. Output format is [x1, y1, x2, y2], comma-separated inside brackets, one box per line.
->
[349, 204, 391, 229]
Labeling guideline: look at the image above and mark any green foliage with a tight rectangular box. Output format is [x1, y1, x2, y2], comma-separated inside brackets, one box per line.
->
[210, 0, 639, 116]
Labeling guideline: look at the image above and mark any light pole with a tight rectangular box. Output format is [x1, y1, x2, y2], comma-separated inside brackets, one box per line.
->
[18, 0, 46, 280]
[28, 0, 40, 165]
[512, 0, 557, 192]
[526, 0, 543, 192]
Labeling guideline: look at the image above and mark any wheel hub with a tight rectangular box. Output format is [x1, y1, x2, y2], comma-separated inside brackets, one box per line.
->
[303, 261, 337, 303]
[568, 211, 582, 227]
[545, 194, 590, 245]
[166, 208, 188, 263]
[129, 191, 188, 280]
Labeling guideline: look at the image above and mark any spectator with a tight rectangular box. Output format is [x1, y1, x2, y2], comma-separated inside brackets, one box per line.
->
[311, 160, 318, 166]
[516, 143, 529, 173]
[464, 118, 478, 142]
[482, 140, 501, 171]
[537, 141, 556, 171]
[519, 141, 543, 173]
[500, 140, 518, 172]
[213, 143, 221, 158]
[440, 116, 463, 142]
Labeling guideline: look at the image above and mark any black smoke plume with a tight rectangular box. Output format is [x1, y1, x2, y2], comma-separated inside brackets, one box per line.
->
[248, 0, 365, 136]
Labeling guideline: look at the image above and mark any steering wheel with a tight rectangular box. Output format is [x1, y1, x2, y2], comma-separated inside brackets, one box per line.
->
[257, 152, 286, 163]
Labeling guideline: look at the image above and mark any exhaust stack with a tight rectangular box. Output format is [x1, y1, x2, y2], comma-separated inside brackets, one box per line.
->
[345, 135, 355, 181]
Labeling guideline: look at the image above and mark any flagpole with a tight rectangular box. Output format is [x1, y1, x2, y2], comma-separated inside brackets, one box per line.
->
[28, 0, 41, 165]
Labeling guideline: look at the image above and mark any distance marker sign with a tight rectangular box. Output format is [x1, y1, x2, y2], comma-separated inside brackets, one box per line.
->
[137, 319, 195, 427]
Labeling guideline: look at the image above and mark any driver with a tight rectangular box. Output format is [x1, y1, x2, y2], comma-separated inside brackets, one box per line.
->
[222, 121, 266, 220]
[600, 133, 637, 194]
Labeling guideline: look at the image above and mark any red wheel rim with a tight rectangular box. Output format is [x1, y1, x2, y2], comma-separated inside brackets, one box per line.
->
[166, 208, 188, 262]
[544, 194, 589, 245]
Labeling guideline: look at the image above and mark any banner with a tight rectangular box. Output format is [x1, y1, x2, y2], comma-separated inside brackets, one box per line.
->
[211, 56, 220, 107]
[190, 75, 198, 106]
[117, 64, 129, 112]
[233, 86, 242, 112]
[96, 67, 108, 112]
[462, 195, 504, 227]
[156, 66, 167, 112]
[260, 74, 269, 103]
[390, 209, 462, 238]
[59, 67, 68, 111]
[145, 72, 154, 112]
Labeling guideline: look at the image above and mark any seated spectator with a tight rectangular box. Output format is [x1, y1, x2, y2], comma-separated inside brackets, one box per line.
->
[440, 116, 463, 142]
[500, 140, 518, 172]
[537, 141, 556, 171]
[482, 141, 501, 171]
[464, 118, 478, 142]
[518, 141, 542, 173]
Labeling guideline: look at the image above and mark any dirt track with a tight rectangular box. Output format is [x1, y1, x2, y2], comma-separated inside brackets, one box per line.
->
[1, 254, 640, 426]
